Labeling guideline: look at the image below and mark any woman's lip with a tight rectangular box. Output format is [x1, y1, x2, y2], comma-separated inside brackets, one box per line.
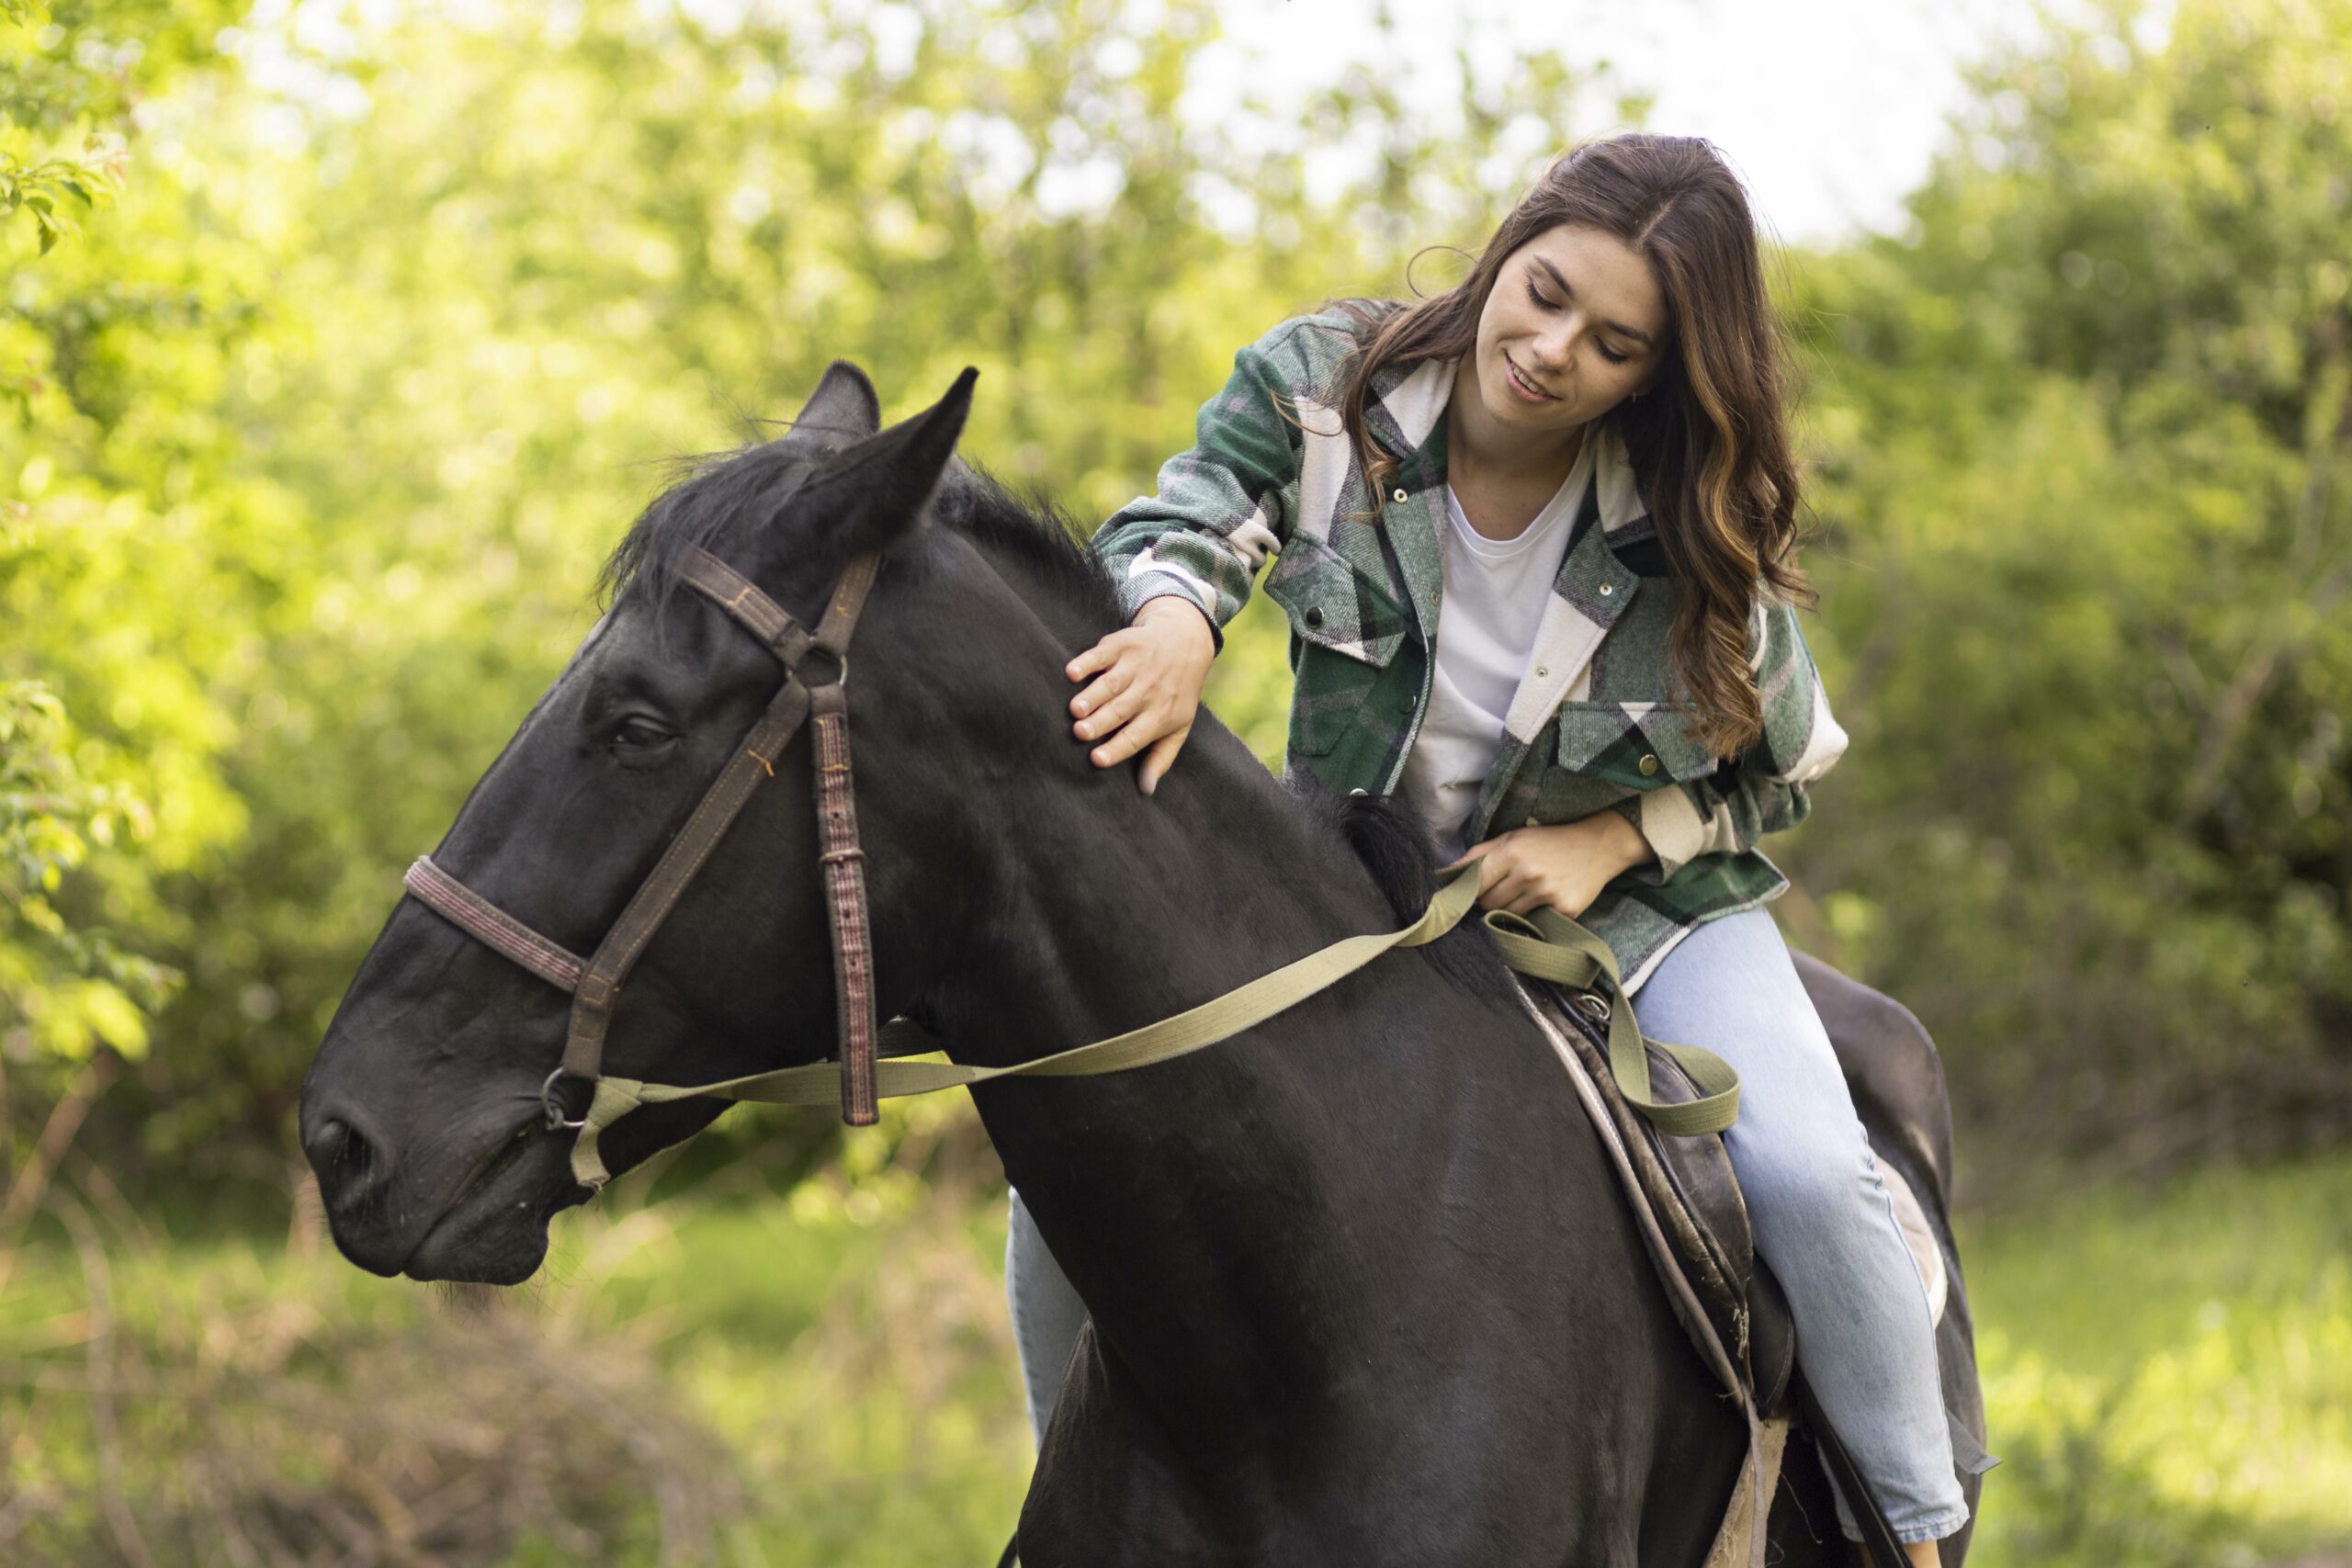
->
[1505, 355, 1559, 401]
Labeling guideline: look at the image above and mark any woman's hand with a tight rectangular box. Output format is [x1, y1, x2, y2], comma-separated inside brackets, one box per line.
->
[1442, 810, 1654, 919]
[1066, 595, 1216, 795]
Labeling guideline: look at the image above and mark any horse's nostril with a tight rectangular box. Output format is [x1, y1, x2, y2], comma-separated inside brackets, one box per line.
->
[306, 1115, 349, 1163]
[303, 1111, 381, 1209]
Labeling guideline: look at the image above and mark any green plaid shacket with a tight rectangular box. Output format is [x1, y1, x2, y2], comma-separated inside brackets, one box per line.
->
[1090, 310, 1848, 994]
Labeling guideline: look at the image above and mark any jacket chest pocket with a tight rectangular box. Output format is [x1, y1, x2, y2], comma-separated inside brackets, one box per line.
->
[1264, 535, 1410, 665]
[1551, 701, 1724, 790]
[1264, 535, 1412, 757]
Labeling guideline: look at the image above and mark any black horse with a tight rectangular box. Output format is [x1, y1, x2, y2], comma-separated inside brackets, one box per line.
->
[300, 366, 1983, 1566]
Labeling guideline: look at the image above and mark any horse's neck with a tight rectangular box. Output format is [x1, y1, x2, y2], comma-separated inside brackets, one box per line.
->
[937, 722, 1518, 1434]
[943, 729, 1397, 1065]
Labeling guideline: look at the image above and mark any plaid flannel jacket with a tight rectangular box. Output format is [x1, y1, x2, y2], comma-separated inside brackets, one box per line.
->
[1090, 310, 1848, 993]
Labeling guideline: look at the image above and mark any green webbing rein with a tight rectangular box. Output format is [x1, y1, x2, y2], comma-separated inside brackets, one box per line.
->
[565, 862, 1741, 1188]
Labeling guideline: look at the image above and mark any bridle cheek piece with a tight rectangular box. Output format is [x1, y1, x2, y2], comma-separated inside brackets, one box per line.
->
[401, 545, 888, 1173]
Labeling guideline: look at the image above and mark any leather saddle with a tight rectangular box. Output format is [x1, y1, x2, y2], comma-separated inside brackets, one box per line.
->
[1529, 952, 1962, 1426]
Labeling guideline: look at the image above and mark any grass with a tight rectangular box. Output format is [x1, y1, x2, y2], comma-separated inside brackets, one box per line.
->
[4, 1121, 2348, 1565]
[1958, 1156, 2352, 1567]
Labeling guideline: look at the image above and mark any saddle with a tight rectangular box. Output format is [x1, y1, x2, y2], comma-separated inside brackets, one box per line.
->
[1515, 952, 1996, 1563]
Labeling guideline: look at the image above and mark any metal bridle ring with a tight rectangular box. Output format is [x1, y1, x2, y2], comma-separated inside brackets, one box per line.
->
[541, 1067, 591, 1131]
[798, 647, 847, 688]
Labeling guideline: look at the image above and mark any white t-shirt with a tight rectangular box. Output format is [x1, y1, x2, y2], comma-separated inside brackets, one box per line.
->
[1398, 456, 1590, 860]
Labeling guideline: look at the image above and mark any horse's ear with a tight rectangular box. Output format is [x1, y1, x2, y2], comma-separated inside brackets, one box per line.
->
[780, 360, 883, 455]
[794, 367, 978, 554]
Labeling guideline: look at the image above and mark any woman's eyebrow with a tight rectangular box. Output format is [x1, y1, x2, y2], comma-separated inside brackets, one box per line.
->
[1531, 255, 1655, 347]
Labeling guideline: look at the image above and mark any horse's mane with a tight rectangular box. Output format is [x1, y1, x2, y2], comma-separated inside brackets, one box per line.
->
[595, 418, 1506, 1001]
[594, 427, 1120, 632]
[1297, 780, 1513, 1000]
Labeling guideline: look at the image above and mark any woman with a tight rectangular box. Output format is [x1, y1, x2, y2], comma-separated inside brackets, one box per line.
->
[1013, 133, 1969, 1560]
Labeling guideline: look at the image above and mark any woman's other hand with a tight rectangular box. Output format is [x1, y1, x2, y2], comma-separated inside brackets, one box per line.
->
[1066, 595, 1216, 795]
[1442, 810, 1654, 919]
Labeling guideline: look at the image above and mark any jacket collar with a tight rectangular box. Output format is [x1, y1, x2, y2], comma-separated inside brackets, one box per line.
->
[1353, 355, 1663, 839]
[1328, 353, 1644, 630]
[1365, 355, 1454, 461]
[1364, 354, 1652, 538]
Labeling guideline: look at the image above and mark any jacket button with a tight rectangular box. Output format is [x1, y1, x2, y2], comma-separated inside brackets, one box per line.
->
[1599, 582, 1614, 597]
[1638, 753, 1659, 776]
[1392, 487, 1408, 503]
[1305, 604, 1324, 627]
[1524, 815, 1540, 828]
[1398, 691, 1417, 713]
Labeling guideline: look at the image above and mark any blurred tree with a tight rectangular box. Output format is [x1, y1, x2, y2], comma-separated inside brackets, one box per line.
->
[6, 0, 1629, 1190]
[0, 0, 248, 1186]
[1777, 0, 2351, 1172]
[29, 0, 2332, 1197]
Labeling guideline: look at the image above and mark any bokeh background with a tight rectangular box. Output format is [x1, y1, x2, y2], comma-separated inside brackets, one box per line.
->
[4, 0, 2348, 1562]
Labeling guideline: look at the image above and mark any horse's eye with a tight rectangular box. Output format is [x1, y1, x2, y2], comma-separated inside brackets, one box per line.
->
[608, 715, 676, 756]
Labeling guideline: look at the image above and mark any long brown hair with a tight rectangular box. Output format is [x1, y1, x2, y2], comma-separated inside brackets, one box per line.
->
[1326, 133, 1811, 760]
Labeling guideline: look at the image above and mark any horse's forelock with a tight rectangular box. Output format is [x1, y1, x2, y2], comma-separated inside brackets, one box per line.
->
[596, 438, 818, 612]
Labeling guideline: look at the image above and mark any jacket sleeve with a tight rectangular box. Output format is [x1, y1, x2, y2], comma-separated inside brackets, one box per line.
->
[1088, 317, 1320, 644]
[1614, 595, 1849, 884]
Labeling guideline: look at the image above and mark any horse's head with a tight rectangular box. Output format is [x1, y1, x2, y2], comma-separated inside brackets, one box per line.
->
[299, 362, 1013, 1283]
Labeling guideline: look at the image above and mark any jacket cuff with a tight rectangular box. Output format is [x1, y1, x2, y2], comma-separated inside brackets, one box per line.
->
[1117, 571, 1224, 654]
[1613, 787, 1711, 886]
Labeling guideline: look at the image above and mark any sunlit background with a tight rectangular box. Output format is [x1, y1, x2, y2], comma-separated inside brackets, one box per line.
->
[4, 0, 2348, 1562]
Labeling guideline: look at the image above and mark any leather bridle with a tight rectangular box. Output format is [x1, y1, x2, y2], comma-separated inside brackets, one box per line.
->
[401, 545, 888, 1132]
[393, 541, 1743, 1198]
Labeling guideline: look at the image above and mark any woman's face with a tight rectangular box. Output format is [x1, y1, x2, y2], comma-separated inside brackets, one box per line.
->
[1468, 222, 1670, 437]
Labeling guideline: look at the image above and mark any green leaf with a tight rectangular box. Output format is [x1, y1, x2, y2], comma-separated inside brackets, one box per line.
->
[78, 980, 151, 1056]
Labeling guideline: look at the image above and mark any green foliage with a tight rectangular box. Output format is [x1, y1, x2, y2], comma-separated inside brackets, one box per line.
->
[1, 0, 1636, 1181]
[0, 678, 176, 1061]
[0, 2, 130, 255]
[1772, 0, 2352, 1166]
[0, 0, 246, 1137]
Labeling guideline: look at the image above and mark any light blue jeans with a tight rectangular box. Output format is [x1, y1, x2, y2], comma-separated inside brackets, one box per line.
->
[1005, 906, 1971, 1545]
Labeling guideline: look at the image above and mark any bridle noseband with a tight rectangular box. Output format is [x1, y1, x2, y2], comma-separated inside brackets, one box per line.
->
[402, 545, 888, 1140]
